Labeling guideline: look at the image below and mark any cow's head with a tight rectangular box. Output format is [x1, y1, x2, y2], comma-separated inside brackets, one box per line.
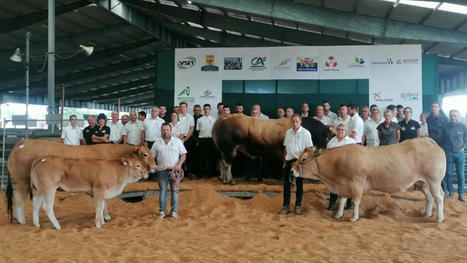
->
[134, 143, 157, 173]
[291, 147, 323, 179]
[121, 155, 150, 180]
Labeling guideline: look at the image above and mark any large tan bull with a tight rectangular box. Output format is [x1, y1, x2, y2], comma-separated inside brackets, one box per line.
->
[31, 154, 150, 229]
[291, 137, 446, 222]
[6, 139, 156, 224]
[213, 114, 334, 184]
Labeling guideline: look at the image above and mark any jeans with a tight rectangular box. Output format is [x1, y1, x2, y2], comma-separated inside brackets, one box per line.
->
[283, 160, 303, 207]
[444, 151, 465, 196]
[157, 170, 178, 213]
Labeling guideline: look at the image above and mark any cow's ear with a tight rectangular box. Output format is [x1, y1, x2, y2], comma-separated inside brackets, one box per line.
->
[121, 157, 129, 166]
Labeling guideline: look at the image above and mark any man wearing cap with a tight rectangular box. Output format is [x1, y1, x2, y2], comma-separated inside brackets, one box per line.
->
[92, 113, 110, 144]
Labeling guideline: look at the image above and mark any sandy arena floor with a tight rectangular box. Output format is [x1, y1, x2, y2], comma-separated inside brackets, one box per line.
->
[0, 178, 466, 263]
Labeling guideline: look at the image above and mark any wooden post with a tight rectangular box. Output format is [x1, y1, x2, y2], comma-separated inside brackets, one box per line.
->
[117, 98, 121, 114]
[60, 84, 65, 131]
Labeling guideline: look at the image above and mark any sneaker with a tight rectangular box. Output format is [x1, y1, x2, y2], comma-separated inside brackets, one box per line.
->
[171, 211, 178, 218]
[294, 206, 302, 215]
[278, 206, 290, 215]
[159, 211, 166, 219]
[459, 195, 465, 202]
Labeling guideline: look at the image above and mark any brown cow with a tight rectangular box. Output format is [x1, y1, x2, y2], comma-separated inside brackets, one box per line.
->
[291, 138, 446, 222]
[213, 114, 334, 184]
[6, 139, 156, 224]
[30, 154, 150, 230]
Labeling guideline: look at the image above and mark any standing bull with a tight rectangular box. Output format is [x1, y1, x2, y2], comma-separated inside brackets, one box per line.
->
[6, 139, 156, 224]
[213, 114, 334, 184]
[30, 154, 150, 229]
[291, 137, 446, 222]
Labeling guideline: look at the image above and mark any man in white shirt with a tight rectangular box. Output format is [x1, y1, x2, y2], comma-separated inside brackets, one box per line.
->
[178, 102, 196, 177]
[279, 114, 313, 215]
[151, 123, 187, 219]
[323, 100, 338, 123]
[143, 106, 165, 149]
[197, 104, 217, 179]
[60, 115, 83, 145]
[123, 111, 144, 145]
[348, 104, 364, 144]
[326, 124, 356, 211]
[313, 105, 332, 126]
[108, 111, 124, 144]
[333, 104, 351, 133]
[251, 104, 269, 119]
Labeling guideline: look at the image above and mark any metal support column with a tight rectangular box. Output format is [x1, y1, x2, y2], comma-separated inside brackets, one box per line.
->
[25, 31, 30, 138]
[48, 0, 56, 130]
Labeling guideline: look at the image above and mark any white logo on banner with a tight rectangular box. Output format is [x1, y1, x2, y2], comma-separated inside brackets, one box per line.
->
[274, 58, 292, 70]
[177, 56, 196, 69]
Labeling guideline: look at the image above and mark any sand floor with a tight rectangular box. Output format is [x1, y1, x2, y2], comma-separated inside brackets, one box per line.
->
[0, 178, 466, 263]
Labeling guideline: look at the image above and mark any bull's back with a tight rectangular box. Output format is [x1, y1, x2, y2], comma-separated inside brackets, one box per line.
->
[8, 139, 135, 182]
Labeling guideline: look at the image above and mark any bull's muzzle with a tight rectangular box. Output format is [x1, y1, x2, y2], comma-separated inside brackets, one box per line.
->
[291, 165, 300, 178]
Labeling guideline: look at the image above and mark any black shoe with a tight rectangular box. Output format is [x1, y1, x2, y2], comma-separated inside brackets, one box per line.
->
[294, 206, 302, 215]
[327, 202, 335, 211]
[279, 206, 290, 215]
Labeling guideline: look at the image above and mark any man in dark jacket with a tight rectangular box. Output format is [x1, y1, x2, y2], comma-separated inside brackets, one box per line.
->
[427, 101, 448, 147]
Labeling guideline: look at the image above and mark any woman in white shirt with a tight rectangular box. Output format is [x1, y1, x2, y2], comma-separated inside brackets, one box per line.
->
[419, 112, 429, 137]
[362, 107, 383, 146]
[169, 112, 184, 139]
[327, 124, 356, 211]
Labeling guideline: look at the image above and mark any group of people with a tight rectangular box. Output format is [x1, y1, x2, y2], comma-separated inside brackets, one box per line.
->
[60, 99, 466, 218]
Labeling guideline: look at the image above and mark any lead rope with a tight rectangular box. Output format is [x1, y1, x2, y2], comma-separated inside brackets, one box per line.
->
[170, 169, 184, 192]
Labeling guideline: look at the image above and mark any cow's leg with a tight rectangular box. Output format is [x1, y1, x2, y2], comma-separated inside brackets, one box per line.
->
[13, 180, 29, 224]
[350, 191, 362, 222]
[42, 189, 61, 230]
[334, 197, 347, 220]
[428, 182, 445, 223]
[93, 195, 106, 228]
[32, 191, 43, 228]
[225, 162, 234, 185]
[420, 182, 434, 218]
[103, 201, 111, 222]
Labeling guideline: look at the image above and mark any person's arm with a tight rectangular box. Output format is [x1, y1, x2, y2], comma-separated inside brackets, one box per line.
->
[282, 147, 287, 168]
[114, 136, 123, 144]
[184, 126, 194, 142]
[140, 130, 145, 144]
[396, 130, 400, 143]
[174, 154, 186, 171]
[416, 128, 421, 137]
[123, 135, 128, 144]
[361, 135, 366, 146]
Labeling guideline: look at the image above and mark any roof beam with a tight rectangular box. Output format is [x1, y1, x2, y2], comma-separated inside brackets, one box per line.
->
[0, 0, 90, 33]
[439, 57, 467, 67]
[91, 0, 190, 48]
[419, 0, 467, 5]
[90, 85, 153, 102]
[119, 95, 155, 106]
[123, 0, 364, 46]
[190, 0, 467, 44]
[27, 68, 154, 97]
[0, 38, 161, 82]
[72, 77, 155, 99]
[6, 55, 154, 92]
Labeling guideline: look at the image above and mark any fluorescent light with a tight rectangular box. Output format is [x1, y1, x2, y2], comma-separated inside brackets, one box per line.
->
[381, 0, 440, 9]
[438, 3, 467, 15]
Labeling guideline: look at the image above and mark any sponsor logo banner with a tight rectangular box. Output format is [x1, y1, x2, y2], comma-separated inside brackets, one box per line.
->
[296, 57, 318, 72]
[371, 58, 394, 65]
[274, 57, 292, 70]
[177, 56, 196, 69]
[201, 55, 219, 71]
[201, 89, 215, 98]
[372, 91, 394, 102]
[323, 56, 339, 71]
[401, 92, 419, 101]
[177, 86, 195, 104]
[249, 56, 267, 71]
[224, 57, 242, 70]
[349, 57, 365, 68]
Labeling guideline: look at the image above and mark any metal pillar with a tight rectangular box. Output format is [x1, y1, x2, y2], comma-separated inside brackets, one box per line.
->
[25, 31, 30, 139]
[48, 0, 55, 130]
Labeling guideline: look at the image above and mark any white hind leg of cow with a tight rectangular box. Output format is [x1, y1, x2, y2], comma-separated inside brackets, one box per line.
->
[428, 182, 445, 223]
[93, 196, 106, 228]
[103, 201, 111, 222]
[334, 197, 347, 220]
[42, 189, 61, 230]
[13, 190, 27, 225]
[421, 182, 434, 218]
[32, 192, 43, 228]
[350, 192, 362, 222]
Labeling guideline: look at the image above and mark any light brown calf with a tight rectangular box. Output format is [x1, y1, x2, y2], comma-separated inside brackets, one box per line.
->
[30, 154, 149, 230]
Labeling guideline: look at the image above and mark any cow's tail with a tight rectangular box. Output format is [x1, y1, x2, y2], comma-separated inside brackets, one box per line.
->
[5, 169, 13, 223]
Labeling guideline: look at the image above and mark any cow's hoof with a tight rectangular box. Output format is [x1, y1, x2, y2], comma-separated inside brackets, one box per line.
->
[222, 180, 227, 184]
[54, 225, 62, 230]
[104, 215, 112, 222]
[437, 218, 445, 223]
[350, 217, 359, 222]
[334, 214, 343, 220]
[229, 181, 236, 185]
[34, 224, 40, 228]
[424, 214, 432, 218]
